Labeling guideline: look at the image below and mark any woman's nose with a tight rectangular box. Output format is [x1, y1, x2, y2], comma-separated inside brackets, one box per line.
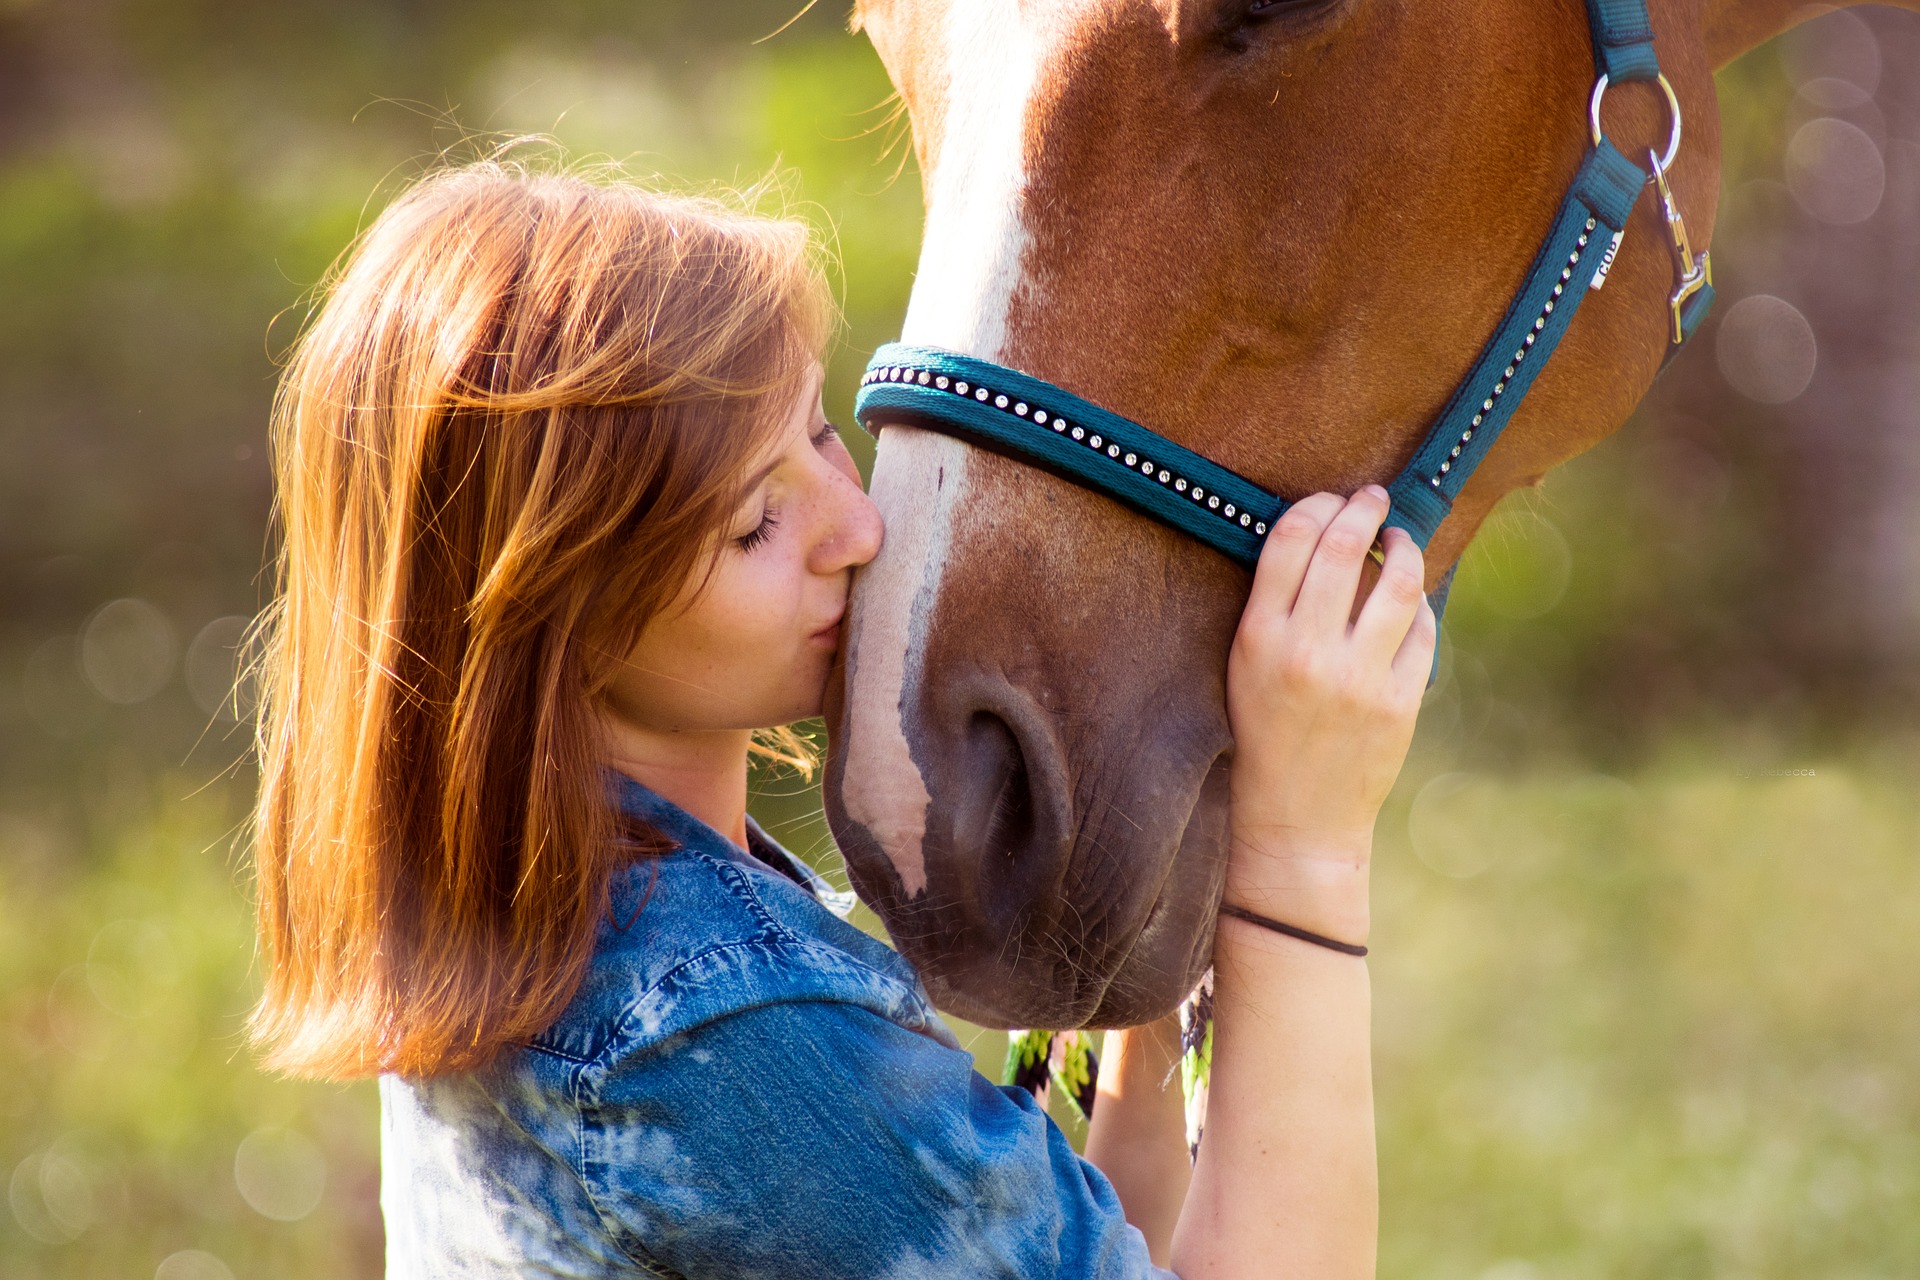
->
[814, 466, 884, 574]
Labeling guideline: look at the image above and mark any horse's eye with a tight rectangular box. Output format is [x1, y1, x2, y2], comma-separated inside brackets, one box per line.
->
[1246, 0, 1325, 17]
[1220, 0, 1335, 49]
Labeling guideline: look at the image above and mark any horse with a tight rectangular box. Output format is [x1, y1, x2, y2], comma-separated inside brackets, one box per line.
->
[822, 0, 1918, 1032]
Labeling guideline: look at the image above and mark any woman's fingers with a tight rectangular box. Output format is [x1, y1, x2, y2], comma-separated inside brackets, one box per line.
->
[1243, 488, 1436, 708]
[1245, 492, 1347, 623]
[1290, 486, 1390, 631]
[1388, 590, 1440, 702]
[1352, 525, 1426, 667]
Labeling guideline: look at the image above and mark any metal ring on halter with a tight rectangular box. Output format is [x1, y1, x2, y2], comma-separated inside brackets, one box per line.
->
[1588, 72, 1682, 174]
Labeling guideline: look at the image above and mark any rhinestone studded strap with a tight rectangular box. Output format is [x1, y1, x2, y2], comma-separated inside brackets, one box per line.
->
[857, 346, 1284, 569]
[1380, 137, 1648, 545]
[854, 0, 1681, 565]
[855, 142, 1647, 561]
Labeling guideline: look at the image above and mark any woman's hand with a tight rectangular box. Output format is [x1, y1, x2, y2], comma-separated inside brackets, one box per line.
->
[1223, 485, 1435, 943]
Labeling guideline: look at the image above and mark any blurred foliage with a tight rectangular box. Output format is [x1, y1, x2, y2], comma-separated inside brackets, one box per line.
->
[0, 0, 912, 807]
[1, 1, 1917, 1277]
[1372, 738, 1920, 1280]
[0, 3, 914, 1274]
[1439, 7, 1920, 748]
[0, 781, 380, 1277]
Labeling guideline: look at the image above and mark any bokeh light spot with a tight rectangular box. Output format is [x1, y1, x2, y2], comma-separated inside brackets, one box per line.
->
[155, 1249, 236, 1280]
[1781, 7, 1881, 100]
[9, 1154, 75, 1244]
[1410, 772, 1503, 879]
[37, 1146, 99, 1238]
[184, 615, 254, 719]
[233, 1127, 326, 1222]
[1786, 117, 1885, 225]
[1477, 1263, 1543, 1280]
[80, 598, 179, 704]
[1716, 294, 1818, 404]
[1796, 76, 1872, 110]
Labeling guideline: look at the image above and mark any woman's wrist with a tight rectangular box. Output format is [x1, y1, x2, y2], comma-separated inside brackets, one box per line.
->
[1218, 904, 1370, 956]
[1220, 892, 1369, 952]
[1223, 835, 1373, 946]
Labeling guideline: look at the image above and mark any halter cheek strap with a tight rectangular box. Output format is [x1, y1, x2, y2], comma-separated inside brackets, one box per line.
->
[1589, 0, 1661, 81]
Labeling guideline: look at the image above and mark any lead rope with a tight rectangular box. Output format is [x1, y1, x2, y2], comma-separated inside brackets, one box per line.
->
[1004, 971, 1215, 1163]
[1176, 971, 1214, 1160]
[1004, 1027, 1102, 1121]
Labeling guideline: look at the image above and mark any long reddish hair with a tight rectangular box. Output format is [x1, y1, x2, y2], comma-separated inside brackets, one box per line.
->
[249, 159, 832, 1080]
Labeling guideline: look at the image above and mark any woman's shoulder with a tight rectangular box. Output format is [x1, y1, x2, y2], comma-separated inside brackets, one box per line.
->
[529, 833, 956, 1073]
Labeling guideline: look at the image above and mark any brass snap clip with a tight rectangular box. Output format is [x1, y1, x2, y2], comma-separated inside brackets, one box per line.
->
[1648, 146, 1712, 346]
[1586, 72, 1712, 344]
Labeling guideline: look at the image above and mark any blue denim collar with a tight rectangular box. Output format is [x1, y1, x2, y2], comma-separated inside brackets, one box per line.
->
[606, 768, 750, 862]
[605, 769, 851, 914]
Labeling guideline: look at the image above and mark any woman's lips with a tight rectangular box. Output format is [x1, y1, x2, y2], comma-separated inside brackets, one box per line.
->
[809, 613, 845, 645]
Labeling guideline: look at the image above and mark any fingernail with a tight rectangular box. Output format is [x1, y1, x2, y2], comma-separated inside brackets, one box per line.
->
[1364, 484, 1389, 502]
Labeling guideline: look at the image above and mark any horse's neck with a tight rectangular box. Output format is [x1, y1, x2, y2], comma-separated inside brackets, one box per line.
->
[1701, 0, 1920, 68]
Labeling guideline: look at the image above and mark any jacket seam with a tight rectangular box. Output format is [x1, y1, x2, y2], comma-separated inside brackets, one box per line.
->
[685, 845, 811, 949]
[576, 936, 933, 1089]
[525, 1040, 595, 1066]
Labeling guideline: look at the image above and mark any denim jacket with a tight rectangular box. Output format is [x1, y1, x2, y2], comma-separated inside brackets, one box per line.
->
[381, 774, 1172, 1279]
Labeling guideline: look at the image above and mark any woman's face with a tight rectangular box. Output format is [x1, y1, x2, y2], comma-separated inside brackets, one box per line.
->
[602, 367, 883, 739]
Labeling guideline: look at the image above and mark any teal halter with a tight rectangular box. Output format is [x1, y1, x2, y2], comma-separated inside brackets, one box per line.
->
[854, 0, 1711, 588]
[851, 0, 1715, 1145]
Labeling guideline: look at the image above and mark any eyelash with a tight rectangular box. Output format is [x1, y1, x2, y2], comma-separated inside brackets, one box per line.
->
[737, 505, 781, 552]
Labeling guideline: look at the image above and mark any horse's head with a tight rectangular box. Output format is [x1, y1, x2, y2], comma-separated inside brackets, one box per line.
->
[824, 0, 1771, 1029]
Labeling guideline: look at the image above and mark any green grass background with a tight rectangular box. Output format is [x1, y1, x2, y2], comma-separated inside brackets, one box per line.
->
[2, 4, 1917, 1277]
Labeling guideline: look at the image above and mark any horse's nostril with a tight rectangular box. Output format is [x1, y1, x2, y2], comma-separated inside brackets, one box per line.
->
[965, 710, 1035, 862]
[950, 699, 1072, 942]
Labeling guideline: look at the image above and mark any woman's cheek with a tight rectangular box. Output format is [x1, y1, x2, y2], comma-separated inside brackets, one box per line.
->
[727, 562, 797, 668]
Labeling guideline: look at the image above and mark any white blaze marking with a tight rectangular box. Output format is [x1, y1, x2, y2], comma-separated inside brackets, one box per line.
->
[898, 0, 1038, 355]
[841, 0, 1039, 897]
[842, 429, 968, 896]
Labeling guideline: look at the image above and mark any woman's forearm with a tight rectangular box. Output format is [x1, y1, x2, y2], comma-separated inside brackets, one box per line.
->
[1084, 1015, 1192, 1263]
[1154, 489, 1419, 1277]
[1168, 876, 1377, 1280]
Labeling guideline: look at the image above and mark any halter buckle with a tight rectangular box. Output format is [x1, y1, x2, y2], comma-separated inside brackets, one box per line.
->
[1648, 146, 1713, 346]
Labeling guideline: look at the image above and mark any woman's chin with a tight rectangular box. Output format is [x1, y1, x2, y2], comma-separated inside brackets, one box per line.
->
[764, 668, 830, 727]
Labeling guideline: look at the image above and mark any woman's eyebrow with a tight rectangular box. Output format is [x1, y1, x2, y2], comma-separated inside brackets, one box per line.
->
[740, 453, 784, 495]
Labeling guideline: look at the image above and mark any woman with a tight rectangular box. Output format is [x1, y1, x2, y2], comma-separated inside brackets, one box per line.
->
[250, 160, 1435, 1279]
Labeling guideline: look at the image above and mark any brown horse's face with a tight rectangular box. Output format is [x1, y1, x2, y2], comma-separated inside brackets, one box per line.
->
[825, 0, 1720, 1029]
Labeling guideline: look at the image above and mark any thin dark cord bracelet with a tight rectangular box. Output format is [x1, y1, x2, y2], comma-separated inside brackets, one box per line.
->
[1219, 902, 1369, 957]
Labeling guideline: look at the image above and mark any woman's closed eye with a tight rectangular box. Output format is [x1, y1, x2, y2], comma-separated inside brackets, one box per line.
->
[732, 422, 842, 551]
[736, 503, 781, 552]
